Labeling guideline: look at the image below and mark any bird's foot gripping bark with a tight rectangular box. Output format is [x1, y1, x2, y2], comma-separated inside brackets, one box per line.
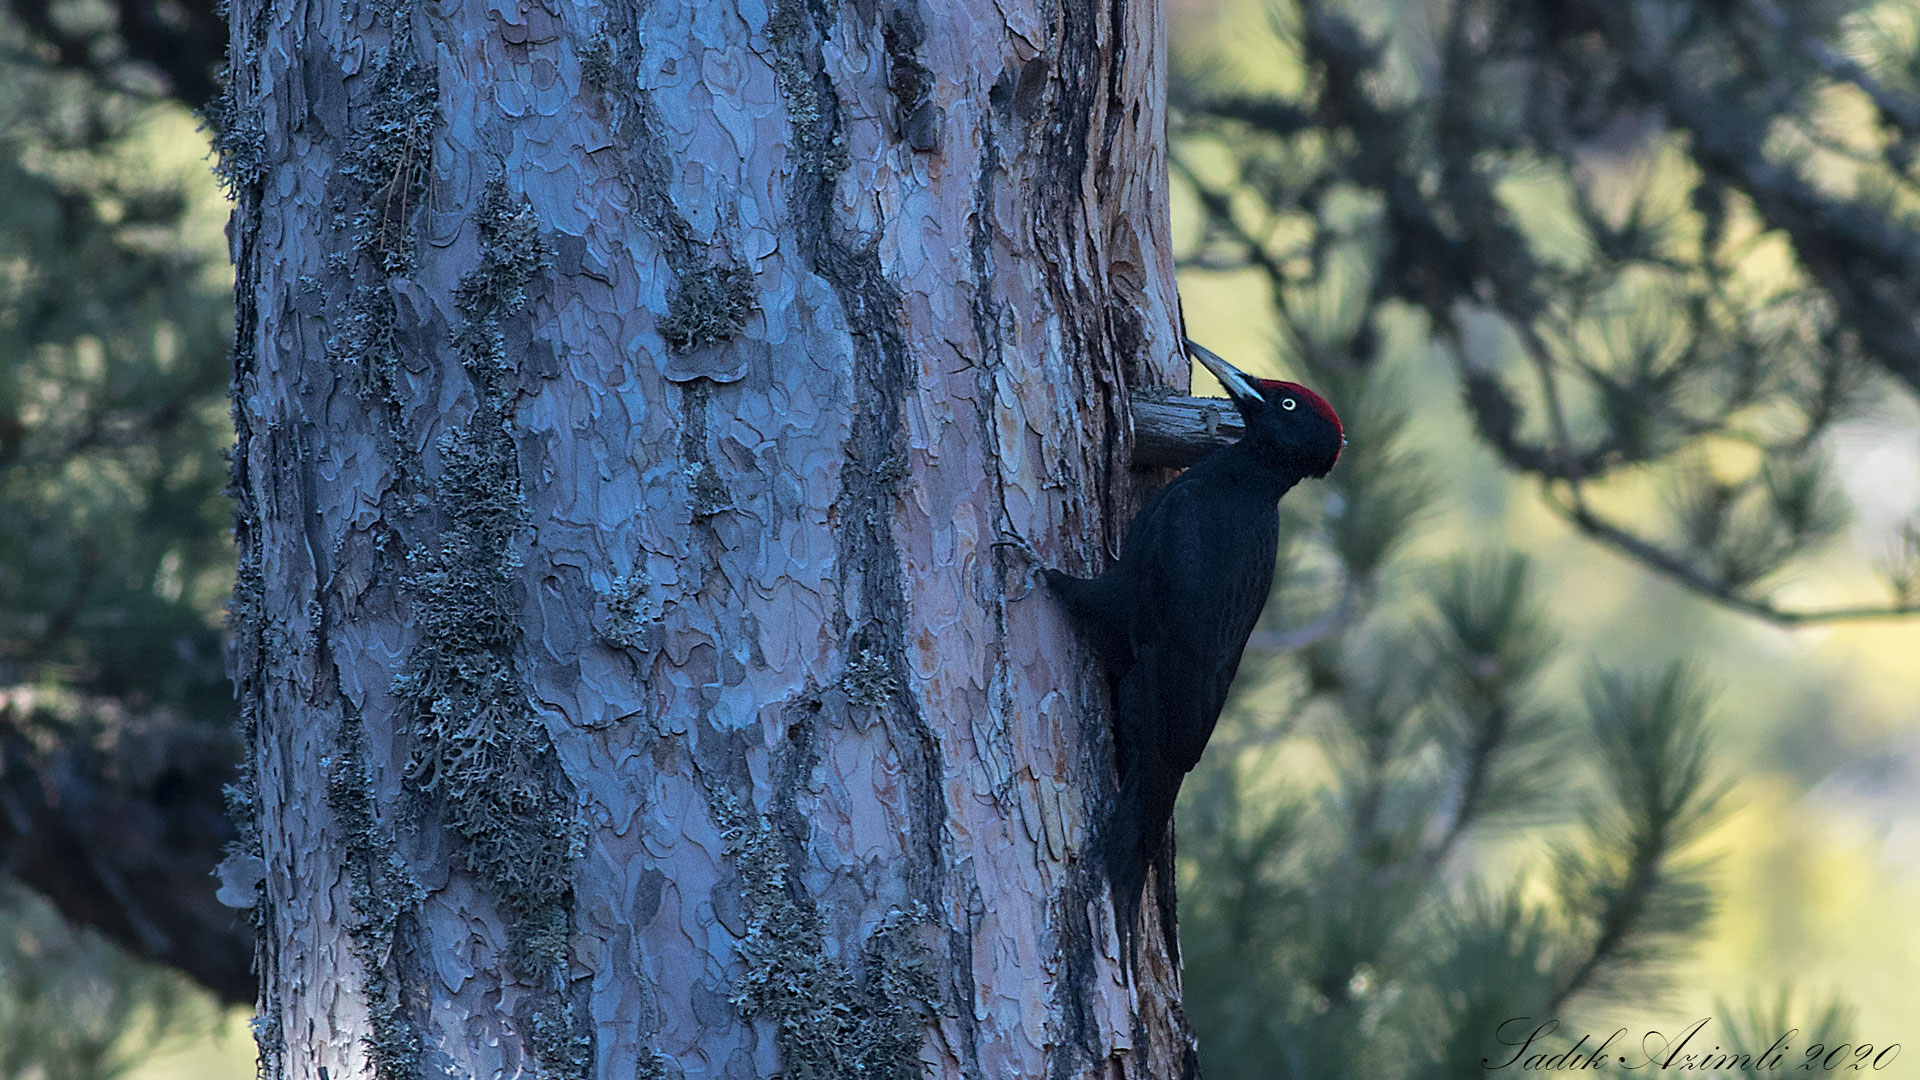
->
[989, 532, 1048, 601]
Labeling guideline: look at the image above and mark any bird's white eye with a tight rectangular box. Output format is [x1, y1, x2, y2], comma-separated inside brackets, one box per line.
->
[1281, 398, 1298, 411]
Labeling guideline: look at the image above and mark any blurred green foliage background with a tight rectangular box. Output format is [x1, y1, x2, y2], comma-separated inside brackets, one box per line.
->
[2, 0, 1919, 1077]
[0, 5, 248, 1075]
[1168, 0, 1920, 1075]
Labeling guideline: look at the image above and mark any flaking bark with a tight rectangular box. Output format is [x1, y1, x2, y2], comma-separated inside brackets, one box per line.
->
[221, 0, 1198, 1076]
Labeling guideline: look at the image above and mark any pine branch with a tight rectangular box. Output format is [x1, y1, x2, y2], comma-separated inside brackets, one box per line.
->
[1184, 0, 1920, 629]
[1550, 492, 1920, 625]
[1550, 666, 1724, 1010]
[1419, 555, 1559, 862]
[1742, 0, 1920, 138]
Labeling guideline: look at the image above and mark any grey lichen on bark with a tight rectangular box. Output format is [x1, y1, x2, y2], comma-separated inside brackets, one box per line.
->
[579, 13, 759, 360]
[709, 710, 940, 1080]
[657, 263, 757, 353]
[327, 0, 439, 426]
[766, 0, 851, 183]
[326, 706, 430, 1079]
[314, 3, 455, 1074]
[394, 178, 589, 1079]
[593, 572, 659, 655]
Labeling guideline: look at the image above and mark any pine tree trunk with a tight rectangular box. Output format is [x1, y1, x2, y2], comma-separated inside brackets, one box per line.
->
[219, 0, 1193, 1075]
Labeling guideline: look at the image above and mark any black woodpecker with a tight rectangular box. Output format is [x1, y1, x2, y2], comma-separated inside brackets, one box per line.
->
[1044, 339, 1344, 961]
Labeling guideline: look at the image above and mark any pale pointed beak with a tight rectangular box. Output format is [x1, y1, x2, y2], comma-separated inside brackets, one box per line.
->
[1184, 338, 1264, 403]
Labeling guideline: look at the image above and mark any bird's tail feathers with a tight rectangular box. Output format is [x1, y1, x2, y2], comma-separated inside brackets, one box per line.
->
[1105, 810, 1147, 978]
[1104, 768, 1182, 978]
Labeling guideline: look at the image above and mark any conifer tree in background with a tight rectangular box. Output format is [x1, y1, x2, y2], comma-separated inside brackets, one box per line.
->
[0, 884, 217, 1080]
[0, 12, 242, 1076]
[1174, 375, 1737, 1074]
[1167, 0, 1920, 1073]
[1175, 0, 1920, 623]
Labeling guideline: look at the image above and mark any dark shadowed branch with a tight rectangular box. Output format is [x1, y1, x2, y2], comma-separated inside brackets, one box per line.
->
[5, 0, 225, 108]
[0, 702, 252, 1005]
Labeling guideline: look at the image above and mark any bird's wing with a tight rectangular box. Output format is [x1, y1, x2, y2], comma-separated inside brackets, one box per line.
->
[1123, 641, 1229, 781]
[1119, 480, 1275, 773]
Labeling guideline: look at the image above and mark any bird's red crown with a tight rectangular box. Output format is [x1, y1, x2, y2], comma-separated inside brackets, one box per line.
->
[1257, 379, 1342, 437]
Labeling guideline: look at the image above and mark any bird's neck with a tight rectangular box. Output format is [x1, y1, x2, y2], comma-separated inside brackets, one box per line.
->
[1212, 438, 1305, 501]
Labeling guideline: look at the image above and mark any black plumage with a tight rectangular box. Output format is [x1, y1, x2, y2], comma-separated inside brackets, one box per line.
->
[1044, 339, 1344, 963]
